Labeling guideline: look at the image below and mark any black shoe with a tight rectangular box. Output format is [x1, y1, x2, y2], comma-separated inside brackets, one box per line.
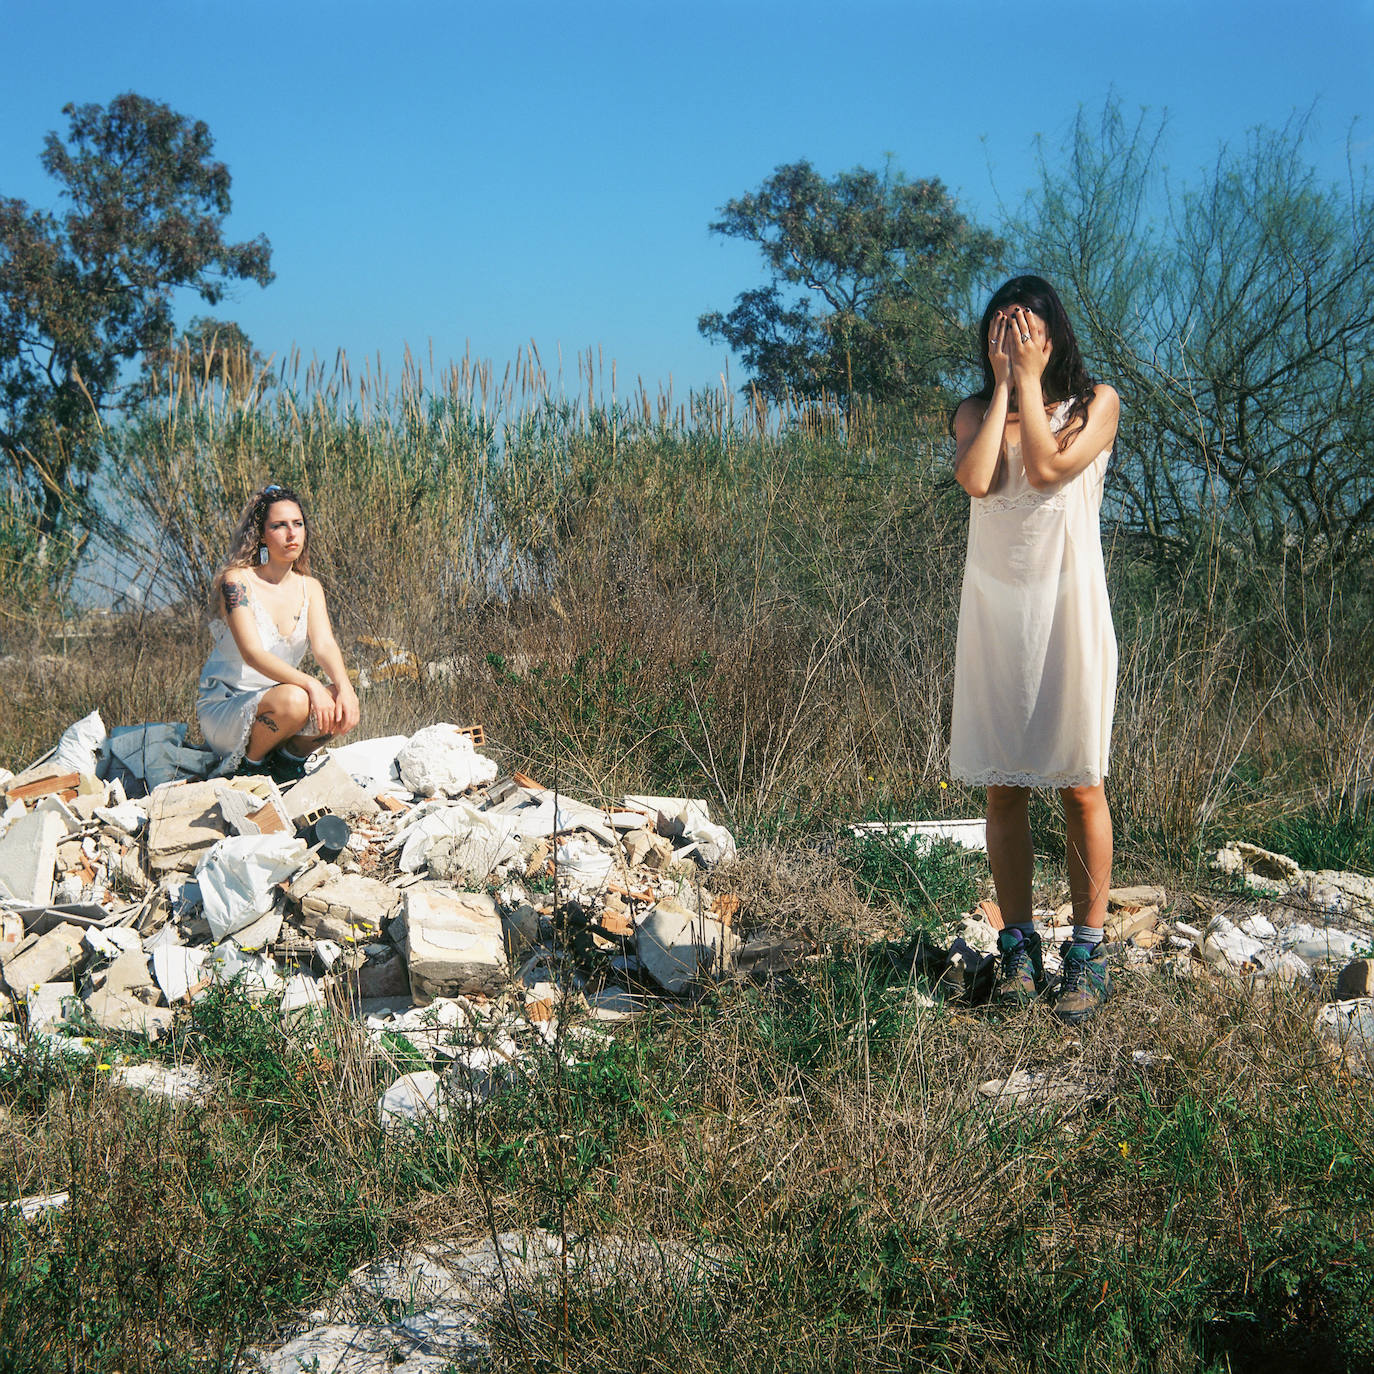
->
[267, 752, 308, 786]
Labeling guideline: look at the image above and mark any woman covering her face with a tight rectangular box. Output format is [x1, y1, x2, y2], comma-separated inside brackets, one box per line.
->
[949, 274, 1121, 1025]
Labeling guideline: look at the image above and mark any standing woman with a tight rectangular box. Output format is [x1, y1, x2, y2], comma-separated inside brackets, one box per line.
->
[197, 484, 360, 783]
[949, 276, 1120, 1024]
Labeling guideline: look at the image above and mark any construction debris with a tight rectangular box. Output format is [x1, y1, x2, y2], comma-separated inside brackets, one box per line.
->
[0, 717, 747, 1092]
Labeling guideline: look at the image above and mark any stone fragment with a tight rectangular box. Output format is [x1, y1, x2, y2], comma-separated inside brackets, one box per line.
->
[1106, 905, 1159, 943]
[404, 889, 505, 1004]
[145, 779, 233, 872]
[1, 922, 86, 997]
[1202, 917, 1264, 971]
[378, 1070, 449, 1128]
[299, 873, 400, 937]
[280, 756, 380, 822]
[100, 947, 156, 995]
[635, 900, 737, 994]
[84, 987, 174, 1039]
[27, 981, 76, 1032]
[501, 902, 542, 958]
[1314, 999, 1374, 1078]
[734, 932, 812, 981]
[1108, 885, 1166, 909]
[0, 810, 65, 906]
[287, 859, 340, 901]
[1278, 923, 1367, 966]
[1337, 959, 1374, 1001]
[7, 1191, 70, 1221]
[112, 1062, 212, 1104]
[978, 1069, 1091, 1112]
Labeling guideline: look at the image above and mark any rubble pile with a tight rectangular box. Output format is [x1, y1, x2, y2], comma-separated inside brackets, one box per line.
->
[0, 720, 752, 1116]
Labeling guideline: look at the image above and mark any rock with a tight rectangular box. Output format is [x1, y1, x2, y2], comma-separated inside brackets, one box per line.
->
[1314, 999, 1374, 1077]
[300, 874, 401, 939]
[287, 859, 340, 901]
[378, 1070, 449, 1129]
[280, 756, 380, 822]
[635, 900, 737, 994]
[111, 1062, 212, 1104]
[84, 987, 174, 1039]
[1202, 916, 1265, 971]
[27, 981, 77, 1032]
[0, 809, 65, 905]
[254, 1318, 486, 1373]
[145, 779, 233, 872]
[1336, 959, 1374, 1000]
[1109, 884, 1166, 909]
[977, 1069, 1097, 1112]
[1, 922, 86, 997]
[84, 926, 145, 963]
[99, 947, 156, 996]
[1238, 912, 1277, 941]
[1310, 870, 1374, 910]
[404, 889, 505, 1004]
[1278, 923, 1367, 966]
[396, 726, 499, 798]
[281, 973, 325, 1017]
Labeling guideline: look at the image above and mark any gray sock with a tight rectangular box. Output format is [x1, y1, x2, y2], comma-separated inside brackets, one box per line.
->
[1071, 924, 1104, 948]
[279, 747, 310, 763]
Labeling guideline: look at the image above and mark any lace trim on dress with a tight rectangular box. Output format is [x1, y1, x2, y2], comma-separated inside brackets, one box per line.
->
[977, 488, 1067, 514]
[951, 766, 1105, 790]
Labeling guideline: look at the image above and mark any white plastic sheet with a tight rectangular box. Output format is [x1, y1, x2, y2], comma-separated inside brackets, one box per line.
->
[328, 734, 408, 792]
[195, 834, 307, 941]
[52, 709, 107, 776]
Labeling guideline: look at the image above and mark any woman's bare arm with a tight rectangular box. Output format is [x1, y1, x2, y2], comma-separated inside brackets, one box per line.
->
[303, 578, 360, 734]
[954, 312, 1014, 497]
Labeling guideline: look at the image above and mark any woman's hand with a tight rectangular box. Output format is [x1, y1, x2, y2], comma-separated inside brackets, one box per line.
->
[1006, 305, 1050, 383]
[330, 682, 361, 736]
[988, 312, 1012, 387]
[304, 678, 340, 736]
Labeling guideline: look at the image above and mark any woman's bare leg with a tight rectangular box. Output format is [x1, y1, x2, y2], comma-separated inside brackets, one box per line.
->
[245, 685, 311, 762]
[985, 785, 1034, 925]
[1060, 783, 1113, 929]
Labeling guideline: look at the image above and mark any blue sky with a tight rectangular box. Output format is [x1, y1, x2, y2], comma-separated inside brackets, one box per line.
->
[3, 0, 1370, 397]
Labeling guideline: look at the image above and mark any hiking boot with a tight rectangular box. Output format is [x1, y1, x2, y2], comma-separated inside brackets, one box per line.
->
[994, 927, 1047, 1006]
[1053, 940, 1111, 1025]
[266, 751, 307, 786]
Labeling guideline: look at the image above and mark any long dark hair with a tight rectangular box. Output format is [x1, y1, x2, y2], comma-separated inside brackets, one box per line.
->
[962, 275, 1096, 446]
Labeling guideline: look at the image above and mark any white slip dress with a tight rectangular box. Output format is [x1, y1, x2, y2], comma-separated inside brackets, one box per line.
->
[949, 399, 1117, 789]
[196, 579, 311, 772]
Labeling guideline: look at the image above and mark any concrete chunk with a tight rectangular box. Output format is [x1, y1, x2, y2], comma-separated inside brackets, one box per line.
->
[635, 900, 737, 994]
[298, 873, 400, 937]
[145, 780, 231, 872]
[280, 757, 380, 822]
[1, 921, 86, 997]
[85, 987, 174, 1039]
[404, 889, 505, 1004]
[0, 810, 65, 906]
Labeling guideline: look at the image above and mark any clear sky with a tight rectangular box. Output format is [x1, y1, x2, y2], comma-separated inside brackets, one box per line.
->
[3, 0, 1370, 397]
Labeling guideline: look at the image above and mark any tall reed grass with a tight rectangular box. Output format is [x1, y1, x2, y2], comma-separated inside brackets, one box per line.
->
[2, 341, 1370, 869]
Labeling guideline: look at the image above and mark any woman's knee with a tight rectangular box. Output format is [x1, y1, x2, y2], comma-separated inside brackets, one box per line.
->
[986, 785, 1029, 821]
[1060, 782, 1109, 823]
[258, 684, 311, 730]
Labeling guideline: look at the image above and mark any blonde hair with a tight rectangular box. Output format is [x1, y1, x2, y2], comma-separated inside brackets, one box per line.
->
[223, 483, 313, 575]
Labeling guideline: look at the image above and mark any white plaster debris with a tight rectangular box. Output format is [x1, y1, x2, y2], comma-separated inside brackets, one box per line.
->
[111, 1061, 213, 1104]
[7, 1190, 70, 1221]
[396, 726, 499, 798]
[378, 1070, 449, 1129]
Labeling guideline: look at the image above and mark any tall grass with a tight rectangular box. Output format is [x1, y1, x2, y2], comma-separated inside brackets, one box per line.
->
[2, 342, 1370, 868]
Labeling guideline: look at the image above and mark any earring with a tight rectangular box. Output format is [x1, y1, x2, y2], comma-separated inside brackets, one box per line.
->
[259, 545, 269, 564]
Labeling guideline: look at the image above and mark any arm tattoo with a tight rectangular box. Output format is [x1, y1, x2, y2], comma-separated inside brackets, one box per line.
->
[255, 710, 280, 734]
[223, 580, 249, 612]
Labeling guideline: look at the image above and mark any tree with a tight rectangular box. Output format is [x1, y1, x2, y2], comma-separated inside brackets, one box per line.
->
[1017, 101, 1374, 571]
[698, 160, 1002, 406]
[0, 93, 273, 539]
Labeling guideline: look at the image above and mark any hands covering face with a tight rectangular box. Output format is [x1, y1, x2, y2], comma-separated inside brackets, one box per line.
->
[988, 306, 1051, 386]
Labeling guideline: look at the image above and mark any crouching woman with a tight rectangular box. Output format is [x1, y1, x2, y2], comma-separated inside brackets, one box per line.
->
[197, 484, 359, 783]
